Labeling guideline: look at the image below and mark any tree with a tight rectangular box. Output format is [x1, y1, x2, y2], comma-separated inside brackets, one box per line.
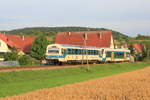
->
[31, 35, 49, 60]
[128, 44, 135, 56]
[144, 41, 150, 59]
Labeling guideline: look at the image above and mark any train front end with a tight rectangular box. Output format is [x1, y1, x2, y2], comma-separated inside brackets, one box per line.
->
[45, 44, 64, 65]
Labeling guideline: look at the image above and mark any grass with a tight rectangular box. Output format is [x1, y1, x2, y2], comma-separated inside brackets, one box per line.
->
[0, 62, 150, 98]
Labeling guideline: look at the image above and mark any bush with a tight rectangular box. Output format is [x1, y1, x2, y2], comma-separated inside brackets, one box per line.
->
[4, 52, 18, 61]
[18, 55, 33, 66]
[18, 55, 40, 66]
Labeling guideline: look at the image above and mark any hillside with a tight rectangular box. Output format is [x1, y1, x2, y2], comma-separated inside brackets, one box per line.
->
[3, 27, 129, 43]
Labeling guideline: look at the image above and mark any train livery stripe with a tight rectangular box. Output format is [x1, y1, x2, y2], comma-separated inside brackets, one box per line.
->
[46, 56, 65, 59]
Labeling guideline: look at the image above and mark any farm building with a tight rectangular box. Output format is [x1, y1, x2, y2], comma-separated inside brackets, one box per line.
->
[55, 30, 115, 48]
[0, 33, 35, 55]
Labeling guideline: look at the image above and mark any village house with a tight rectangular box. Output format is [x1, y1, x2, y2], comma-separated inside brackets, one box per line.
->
[0, 33, 35, 57]
[55, 30, 115, 48]
[133, 43, 145, 54]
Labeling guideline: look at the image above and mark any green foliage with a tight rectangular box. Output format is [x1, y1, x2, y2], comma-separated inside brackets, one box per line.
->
[31, 35, 49, 60]
[142, 41, 150, 59]
[18, 55, 33, 66]
[136, 34, 150, 40]
[128, 44, 135, 56]
[142, 46, 147, 58]
[0, 62, 150, 97]
[112, 31, 129, 42]
[4, 48, 18, 61]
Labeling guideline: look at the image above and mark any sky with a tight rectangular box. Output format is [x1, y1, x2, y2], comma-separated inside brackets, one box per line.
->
[0, 0, 150, 36]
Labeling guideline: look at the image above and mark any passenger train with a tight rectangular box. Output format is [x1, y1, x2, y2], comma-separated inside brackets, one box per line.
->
[45, 44, 130, 64]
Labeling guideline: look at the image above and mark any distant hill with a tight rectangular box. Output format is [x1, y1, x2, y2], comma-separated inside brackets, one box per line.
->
[3, 27, 129, 43]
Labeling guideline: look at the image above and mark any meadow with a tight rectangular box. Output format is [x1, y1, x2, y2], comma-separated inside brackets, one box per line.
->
[0, 62, 150, 98]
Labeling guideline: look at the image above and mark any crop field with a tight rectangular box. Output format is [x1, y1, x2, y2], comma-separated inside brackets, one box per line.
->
[1, 65, 150, 100]
[0, 62, 150, 99]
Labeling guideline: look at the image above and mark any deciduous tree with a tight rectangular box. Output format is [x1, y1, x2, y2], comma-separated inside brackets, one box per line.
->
[31, 35, 49, 60]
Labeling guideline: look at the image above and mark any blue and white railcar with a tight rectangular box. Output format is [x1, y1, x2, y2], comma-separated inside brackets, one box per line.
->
[101, 48, 130, 62]
[45, 44, 102, 64]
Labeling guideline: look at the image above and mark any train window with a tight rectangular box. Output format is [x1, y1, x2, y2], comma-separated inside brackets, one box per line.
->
[72, 49, 75, 54]
[106, 52, 111, 57]
[86, 50, 88, 55]
[48, 49, 59, 54]
[88, 50, 91, 55]
[74, 49, 77, 54]
[79, 49, 82, 54]
[93, 50, 95, 55]
[114, 52, 124, 58]
[82, 50, 86, 55]
[95, 50, 98, 55]
[61, 49, 64, 54]
[75, 49, 79, 55]
[67, 49, 72, 54]
[98, 51, 101, 55]
[91, 50, 94, 55]
[126, 52, 130, 57]
[76, 49, 81, 55]
[82, 49, 85, 55]
[92, 50, 94, 55]
[48, 47, 59, 54]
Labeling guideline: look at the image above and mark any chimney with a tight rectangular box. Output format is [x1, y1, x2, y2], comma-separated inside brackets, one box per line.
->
[22, 35, 25, 40]
[100, 33, 102, 39]
[97, 33, 102, 39]
[68, 32, 71, 36]
[83, 33, 88, 40]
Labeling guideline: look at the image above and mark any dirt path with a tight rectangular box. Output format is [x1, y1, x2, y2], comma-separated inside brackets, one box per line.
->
[1, 66, 150, 100]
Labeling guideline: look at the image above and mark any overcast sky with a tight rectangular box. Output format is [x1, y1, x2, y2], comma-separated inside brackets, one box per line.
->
[0, 0, 150, 36]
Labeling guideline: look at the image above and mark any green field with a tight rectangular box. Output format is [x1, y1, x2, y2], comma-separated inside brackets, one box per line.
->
[0, 62, 150, 98]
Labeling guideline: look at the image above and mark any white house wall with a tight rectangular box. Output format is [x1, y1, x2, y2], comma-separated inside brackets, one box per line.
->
[0, 39, 10, 53]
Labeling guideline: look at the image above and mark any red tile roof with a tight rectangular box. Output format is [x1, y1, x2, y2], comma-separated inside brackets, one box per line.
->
[133, 44, 143, 53]
[55, 30, 113, 48]
[0, 33, 36, 53]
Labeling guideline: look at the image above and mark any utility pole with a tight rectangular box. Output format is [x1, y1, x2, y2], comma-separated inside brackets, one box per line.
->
[84, 33, 90, 71]
[81, 45, 84, 68]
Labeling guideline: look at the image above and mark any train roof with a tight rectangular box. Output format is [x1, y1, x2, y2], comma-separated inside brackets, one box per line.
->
[48, 44, 130, 52]
[49, 44, 101, 49]
[103, 48, 130, 52]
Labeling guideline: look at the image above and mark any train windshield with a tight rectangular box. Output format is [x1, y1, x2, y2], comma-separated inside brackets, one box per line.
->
[48, 48, 59, 54]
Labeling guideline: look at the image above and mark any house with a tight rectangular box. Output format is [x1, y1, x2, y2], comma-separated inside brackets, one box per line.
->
[0, 33, 36, 54]
[55, 30, 114, 48]
[133, 43, 145, 53]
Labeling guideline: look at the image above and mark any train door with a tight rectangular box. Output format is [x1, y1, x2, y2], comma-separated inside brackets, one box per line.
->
[101, 49, 106, 62]
[111, 52, 115, 62]
[124, 52, 127, 61]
